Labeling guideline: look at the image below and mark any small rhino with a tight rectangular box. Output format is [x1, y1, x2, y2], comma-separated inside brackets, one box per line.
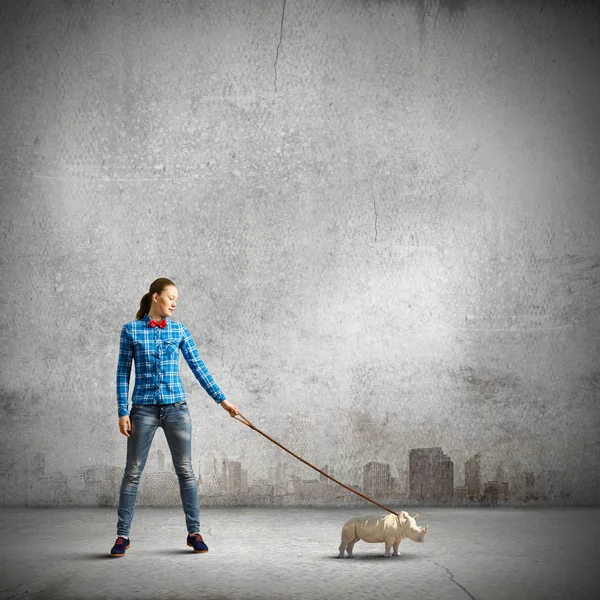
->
[338, 511, 428, 558]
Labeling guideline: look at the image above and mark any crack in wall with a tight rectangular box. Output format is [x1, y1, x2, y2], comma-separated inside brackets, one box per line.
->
[422, 0, 435, 23]
[274, 0, 287, 93]
[427, 559, 478, 600]
[372, 192, 378, 243]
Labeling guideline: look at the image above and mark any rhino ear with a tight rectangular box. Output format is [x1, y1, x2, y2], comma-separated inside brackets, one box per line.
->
[414, 513, 420, 520]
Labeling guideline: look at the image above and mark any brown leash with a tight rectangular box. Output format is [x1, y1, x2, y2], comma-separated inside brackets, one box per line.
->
[232, 412, 398, 516]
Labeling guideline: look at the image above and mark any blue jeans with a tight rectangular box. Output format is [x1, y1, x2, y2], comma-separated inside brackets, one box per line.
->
[116, 401, 200, 536]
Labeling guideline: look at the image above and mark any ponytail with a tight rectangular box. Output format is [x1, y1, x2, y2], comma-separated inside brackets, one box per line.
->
[135, 292, 152, 320]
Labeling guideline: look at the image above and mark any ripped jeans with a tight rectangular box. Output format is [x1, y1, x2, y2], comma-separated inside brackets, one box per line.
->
[116, 401, 200, 536]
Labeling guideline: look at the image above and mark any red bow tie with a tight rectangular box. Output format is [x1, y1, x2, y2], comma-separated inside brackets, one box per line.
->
[148, 318, 166, 328]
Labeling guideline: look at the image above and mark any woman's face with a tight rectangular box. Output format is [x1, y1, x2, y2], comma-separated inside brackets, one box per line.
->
[154, 285, 178, 317]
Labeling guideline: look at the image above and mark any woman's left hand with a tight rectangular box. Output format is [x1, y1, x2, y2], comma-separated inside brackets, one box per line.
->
[220, 400, 240, 417]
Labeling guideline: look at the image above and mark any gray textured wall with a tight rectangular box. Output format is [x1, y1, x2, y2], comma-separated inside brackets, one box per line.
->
[1, 0, 599, 507]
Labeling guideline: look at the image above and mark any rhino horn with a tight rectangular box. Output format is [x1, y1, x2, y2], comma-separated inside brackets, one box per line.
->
[414, 513, 419, 520]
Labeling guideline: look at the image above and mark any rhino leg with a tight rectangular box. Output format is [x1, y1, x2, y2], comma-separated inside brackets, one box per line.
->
[338, 522, 357, 557]
[337, 538, 346, 558]
[392, 540, 401, 556]
[384, 540, 393, 557]
[346, 535, 360, 558]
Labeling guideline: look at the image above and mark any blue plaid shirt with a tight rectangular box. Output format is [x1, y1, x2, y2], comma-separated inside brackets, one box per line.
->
[116, 313, 226, 417]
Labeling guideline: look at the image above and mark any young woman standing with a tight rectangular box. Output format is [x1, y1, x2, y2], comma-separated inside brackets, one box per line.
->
[110, 277, 239, 557]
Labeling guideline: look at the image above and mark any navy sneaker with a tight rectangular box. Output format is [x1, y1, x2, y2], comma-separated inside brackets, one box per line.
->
[110, 536, 130, 557]
[187, 533, 209, 553]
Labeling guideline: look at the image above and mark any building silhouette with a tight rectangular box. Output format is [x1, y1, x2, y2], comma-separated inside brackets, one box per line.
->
[270, 461, 294, 484]
[510, 471, 539, 503]
[196, 460, 202, 486]
[465, 453, 481, 501]
[496, 465, 506, 483]
[537, 469, 567, 503]
[494, 465, 509, 502]
[320, 464, 335, 485]
[454, 485, 468, 503]
[137, 471, 180, 505]
[79, 465, 123, 505]
[409, 447, 454, 503]
[482, 481, 500, 506]
[33, 452, 45, 478]
[223, 460, 243, 495]
[500, 481, 509, 502]
[363, 461, 392, 499]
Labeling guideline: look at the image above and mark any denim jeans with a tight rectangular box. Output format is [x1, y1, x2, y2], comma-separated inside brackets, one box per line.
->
[116, 400, 200, 536]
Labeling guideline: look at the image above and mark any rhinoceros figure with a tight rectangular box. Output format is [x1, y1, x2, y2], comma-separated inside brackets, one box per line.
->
[338, 511, 428, 558]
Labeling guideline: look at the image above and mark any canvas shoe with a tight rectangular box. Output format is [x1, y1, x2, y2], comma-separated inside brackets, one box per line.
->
[187, 533, 209, 553]
[110, 535, 130, 557]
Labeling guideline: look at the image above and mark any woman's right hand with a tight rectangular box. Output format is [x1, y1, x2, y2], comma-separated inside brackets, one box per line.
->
[119, 415, 132, 437]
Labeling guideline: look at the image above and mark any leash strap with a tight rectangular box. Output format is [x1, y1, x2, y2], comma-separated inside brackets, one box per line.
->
[232, 412, 398, 516]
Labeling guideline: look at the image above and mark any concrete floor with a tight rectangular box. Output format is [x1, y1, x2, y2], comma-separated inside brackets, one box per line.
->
[0, 506, 598, 600]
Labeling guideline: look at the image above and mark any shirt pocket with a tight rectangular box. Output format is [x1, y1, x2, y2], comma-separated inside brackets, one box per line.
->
[161, 338, 180, 358]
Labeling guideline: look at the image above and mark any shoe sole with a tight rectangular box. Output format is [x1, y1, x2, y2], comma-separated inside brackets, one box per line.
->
[110, 543, 130, 557]
[187, 542, 208, 553]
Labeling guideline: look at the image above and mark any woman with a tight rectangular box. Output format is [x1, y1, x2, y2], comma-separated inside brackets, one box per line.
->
[111, 277, 240, 557]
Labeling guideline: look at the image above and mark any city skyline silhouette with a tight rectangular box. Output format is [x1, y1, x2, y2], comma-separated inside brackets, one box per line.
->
[4, 444, 575, 508]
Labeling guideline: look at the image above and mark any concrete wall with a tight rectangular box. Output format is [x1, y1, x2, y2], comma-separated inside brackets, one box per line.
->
[1, 0, 599, 507]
